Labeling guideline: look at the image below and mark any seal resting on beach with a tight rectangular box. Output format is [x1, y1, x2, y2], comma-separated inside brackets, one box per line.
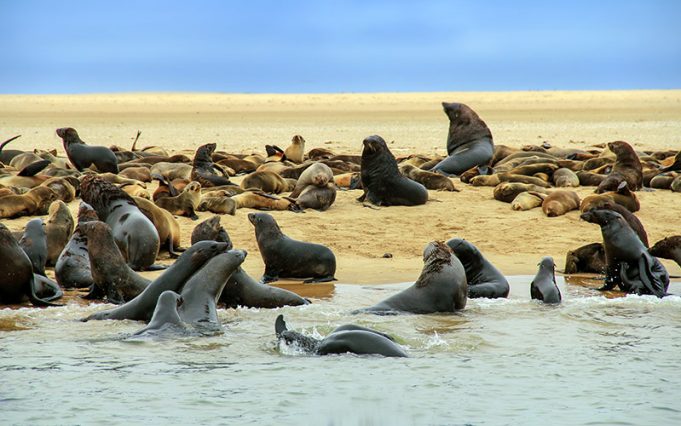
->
[275, 315, 407, 357]
[56, 127, 119, 173]
[359, 135, 428, 206]
[564, 243, 606, 274]
[249, 212, 336, 283]
[649, 236, 681, 268]
[446, 238, 509, 298]
[429, 102, 494, 175]
[358, 241, 467, 314]
[596, 141, 642, 193]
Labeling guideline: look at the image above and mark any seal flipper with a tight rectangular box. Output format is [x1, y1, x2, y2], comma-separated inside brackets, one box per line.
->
[18, 159, 51, 177]
[0, 134, 21, 154]
[27, 274, 62, 307]
[303, 275, 336, 284]
[275, 314, 288, 337]
[151, 173, 178, 197]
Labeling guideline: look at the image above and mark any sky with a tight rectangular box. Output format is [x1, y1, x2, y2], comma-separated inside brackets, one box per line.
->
[1, 1, 680, 93]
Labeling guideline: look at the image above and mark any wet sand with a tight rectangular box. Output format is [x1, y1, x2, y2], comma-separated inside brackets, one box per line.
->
[1, 90, 680, 284]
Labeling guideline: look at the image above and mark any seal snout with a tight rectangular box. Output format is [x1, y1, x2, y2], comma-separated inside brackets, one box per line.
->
[247, 213, 257, 225]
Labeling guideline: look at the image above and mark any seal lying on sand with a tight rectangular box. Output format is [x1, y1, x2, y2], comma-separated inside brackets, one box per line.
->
[358, 241, 467, 314]
[581, 209, 669, 297]
[430, 102, 494, 175]
[446, 238, 509, 298]
[249, 212, 336, 283]
[56, 127, 119, 173]
[649, 236, 681, 268]
[359, 135, 428, 206]
[275, 315, 407, 357]
[530, 257, 561, 304]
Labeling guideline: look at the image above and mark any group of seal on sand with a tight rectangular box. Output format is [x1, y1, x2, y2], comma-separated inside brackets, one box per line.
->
[1, 101, 679, 357]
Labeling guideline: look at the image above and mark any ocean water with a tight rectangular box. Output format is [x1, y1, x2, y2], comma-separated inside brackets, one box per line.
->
[1, 277, 680, 426]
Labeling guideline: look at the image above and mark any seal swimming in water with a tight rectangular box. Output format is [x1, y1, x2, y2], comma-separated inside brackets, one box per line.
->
[80, 175, 160, 271]
[55, 202, 98, 289]
[530, 257, 561, 304]
[275, 315, 407, 357]
[131, 291, 187, 337]
[581, 209, 669, 297]
[359, 135, 428, 206]
[56, 127, 119, 173]
[249, 212, 336, 283]
[358, 241, 467, 314]
[0, 223, 61, 306]
[82, 240, 230, 322]
[430, 102, 494, 175]
[446, 238, 509, 298]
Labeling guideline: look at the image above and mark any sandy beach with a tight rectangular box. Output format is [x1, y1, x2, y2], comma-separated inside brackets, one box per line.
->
[1, 90, 680, 284]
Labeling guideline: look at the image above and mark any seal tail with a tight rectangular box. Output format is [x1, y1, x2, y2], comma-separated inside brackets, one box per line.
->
[130, 130, 142, 151]
[275, 314, 288, 337]
[0, 134, 21, 154]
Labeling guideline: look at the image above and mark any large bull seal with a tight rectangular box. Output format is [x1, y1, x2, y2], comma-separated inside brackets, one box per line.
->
[56, 127, 119, 173]
[430, 102, 494, 175]
[358, 241, 467, 314]
[359, 135, 428, 206]
[80, 175, 160, 271]
[275, 315, 407, 357]
[446, 238, 509, 298]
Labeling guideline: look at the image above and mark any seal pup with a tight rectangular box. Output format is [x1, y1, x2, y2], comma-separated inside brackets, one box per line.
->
[541, 190, 581, 217]
[275, 315, 407, 357]
[358, 241, 467, 314]
[132, 196, 183, 256]
[79, 221, 151, 304]
[0, 186, 58, 219]
[511, 191, 545, 211]
[581, 209, 669, 297]
[580, 181, 640, 213]
[530, 257, 561, 304]
[0, 223, 61, 306]
[154, 181, 201, 220]
[191, 215, 231, 246]
[446, 238, 509, 298]
[80, 175, 160, 271]
[131, 291, 187, 337]
[82, 240, 230, 321]
[398, 164, 459, 191]
[178, 250, 246, 327]
[19, 218, 48, 276]
[45, 200, 75, 266]
[56, 127, 119, 173]
[240, 170, 291, 194]
[55, 202, 98, 289]
[564, 243, 606, 274]
[283, 135, 305, 164]
[249, 212, 336, 283]
[289, 162, 334, 198]
[430, 102, 494, 175]
[596, 141, 643, 193]
[359, 135, 428, 206]
[649, 236, 681, 268]
[552, 168, 580, 187]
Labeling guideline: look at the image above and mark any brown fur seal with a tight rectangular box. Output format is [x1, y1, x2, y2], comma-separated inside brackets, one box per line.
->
[233, 191, 293, 210]
[306, 148, 335, 160]
[580, 182, 640, 213]
[191, 143, 234, 187]
[240, 170, 292, 194]
[119, 166, 152, 182]
[530, 257, 561, 303]
[55, 202, 98, 289]
[289, 162, 334, 198]
[577, 170, 607, 186]
[19, 218, 48, 276]
[191, 216, 231, 246]
[582, 200, 648, 247]
[284, 135, 305, 164]
[333, 172, 362, 189]
[671, 175, 681, 192]
[596, 141, 642, 193]
[79, 221, 151, 303]
[398, 164, 459, 191]
[288, 183, 337, 211]
[511, 191, 545, 211]
[510, 163, 559, 177]
[56, 127, 119, 173]
[430, 102, 494, 175]
[249, 212, 336, 283]
[649, 236, 681, 268]
[564, 243, 606, 274]
[40, 176, 78, 203]
[541, 190, 581, 217]
[45, 200, 75, 266]
[359, 135, 428, 206]
[0, 186, 58, 219]
[470, 173, 550, 188]
[121, 183, 151, 199]
[552, 168, 580, 187]
[197, 193, 237, 215]
[649, 172, 678, 189]
[80, 175, 160, 271]
[154, 181, 201, 220]
[493, 182, 549, 203]
[150, 162, 193, 181]
[132, 196, 183, 256]
[215, 156, 259, 174]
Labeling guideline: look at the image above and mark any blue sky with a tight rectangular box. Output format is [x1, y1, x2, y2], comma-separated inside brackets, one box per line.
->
[1, 1, 679, 93]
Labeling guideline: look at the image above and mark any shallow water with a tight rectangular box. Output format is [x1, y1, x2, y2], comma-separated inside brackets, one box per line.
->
[2, 277, 680, 426]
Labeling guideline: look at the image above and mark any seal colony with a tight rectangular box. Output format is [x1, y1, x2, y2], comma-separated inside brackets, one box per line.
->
[0, 98, 679, 356]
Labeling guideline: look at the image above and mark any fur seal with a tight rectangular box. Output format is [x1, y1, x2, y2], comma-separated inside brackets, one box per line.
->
[80, 175, 160, 271]
[470, 173, 550, 188]
[275, 315, 407, 357]
[359, 135, 428, 206]
[493, 182, 548, 203]
[220, 267, 310, 308]
[511, 191, 545, 211]
[132, 196, 183, 256]
[191, 215, 231, 246]
[45, 201, 75, 266]
[79, 221, 151, 303]
[552, 168, 580, 187]
[191, 143, 234, 187]
[596, 141, 642, 193]
[581, 209, 669, 297]
[240, 170, 292, 194]
[178, 250, 246, 327]
[118, 166, 151, 182]
[564, 243, 606, 274]
[0, 186, 58, 219]
[19, 218, 48, 276]
[649, 236, 681, 268]
[82, 240, 230, 321]
[284, 135, 305, 164]
[541, 190, 581, 217]
[358, 241, 467, 314]
[197, 193, 237, 215]
[288, 184, 337, 211]
[430, 102, 494, 175]
[0, 223, 61, 306]
[581, 201, 648, 247]
[233, 191, 293, 210]
[132, 291, 186, 337]
[56, 127, 119, 173]
[577, 171, 607, 186]
[289, 162, 334, 198]
[249, 212, 336, 283]
[446, 238, 509, 298]
[155, 181, 201, 220]
[580, 182, 640, 213]
[530, 257, 561, 304]
[55, 202, 98, 289]
[398, 164, 459, 191]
